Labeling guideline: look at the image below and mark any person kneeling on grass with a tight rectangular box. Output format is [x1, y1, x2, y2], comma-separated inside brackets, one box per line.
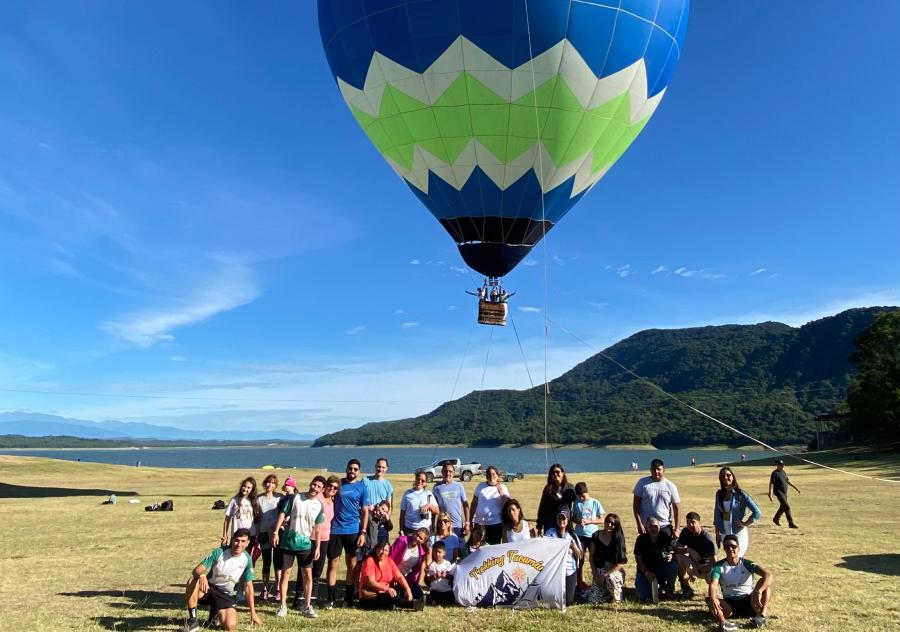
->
[425, 541, 456, 606]
[183, 528, 261, 632]
[358, 539, 425, 611]
[707, 533, 773, 631]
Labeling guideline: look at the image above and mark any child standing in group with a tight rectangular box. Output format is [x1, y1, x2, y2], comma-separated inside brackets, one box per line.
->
[572, 482, 604, 589]
[222, 477, 260, 549]
[545, 508, 583, 606]
[424, 541, 456, 606]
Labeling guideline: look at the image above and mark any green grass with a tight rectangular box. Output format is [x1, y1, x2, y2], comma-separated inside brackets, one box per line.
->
[1, 450, 898, 631]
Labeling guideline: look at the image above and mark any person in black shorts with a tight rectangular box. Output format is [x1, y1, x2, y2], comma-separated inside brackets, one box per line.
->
[768, 460, 800, 528]
[675, 511, 716, 598]
[707, 534, 773, 631]
[182, 528, 261, 632]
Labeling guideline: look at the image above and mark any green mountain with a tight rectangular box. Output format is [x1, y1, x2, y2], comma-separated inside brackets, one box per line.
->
[313, 307, 897, 448]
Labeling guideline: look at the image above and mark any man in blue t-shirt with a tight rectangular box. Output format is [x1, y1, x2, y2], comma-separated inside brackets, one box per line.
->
[325, 459, 369, 607]
[432, 463, 469, 538]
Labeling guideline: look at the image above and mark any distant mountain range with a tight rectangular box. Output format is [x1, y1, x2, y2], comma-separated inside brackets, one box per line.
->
[0, 412, 316, 442]
[314, 307, 898, 448]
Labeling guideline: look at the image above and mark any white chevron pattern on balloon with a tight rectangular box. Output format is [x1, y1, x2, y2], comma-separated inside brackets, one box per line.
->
[338, 37, 662, 124]
[336, 37, 665, 197]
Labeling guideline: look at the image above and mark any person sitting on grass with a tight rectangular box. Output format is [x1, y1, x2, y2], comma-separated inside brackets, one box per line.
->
[707, 534, 773, 631]
[500, 498, 532, 543]
[588, 513, 627, 604]
[182, 528, 261, 632]
[465, 522, 487, 555]
[544, 508, 583, 606]
[634, 516, 678, 602]
[430, 511, 463, 562]
[675, 511, 717, 598]
[390, 526, 430, 599]
[358, 540, 424, 611]
[425, 541, 457, 606]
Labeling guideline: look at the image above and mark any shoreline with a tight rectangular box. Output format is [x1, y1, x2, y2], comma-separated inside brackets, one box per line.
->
[0, 442, 794, 451]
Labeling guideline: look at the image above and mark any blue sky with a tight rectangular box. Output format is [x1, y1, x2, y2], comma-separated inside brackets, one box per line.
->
[1, 1, 898, 436]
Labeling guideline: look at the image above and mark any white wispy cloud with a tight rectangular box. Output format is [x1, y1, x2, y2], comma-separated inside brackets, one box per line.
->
[393, 309, 405, 315]
[401, 322, 419, 329]
[345, 325, 367, 336]
[447, 305, 457, 311]
[587, 302, 609, 309]
[673, 267, 724, 280]
[521, 258, 538, 267]
[169, 355, 186, 362]
[449, 266, 467, 274]
[651, 266, 666, 275]
[409, 259, 420, 265]
[751, 268, 767, 276]
[101, 261, 259, 347]
[617, 264, 635, 278]
[518, 306, 541, 314]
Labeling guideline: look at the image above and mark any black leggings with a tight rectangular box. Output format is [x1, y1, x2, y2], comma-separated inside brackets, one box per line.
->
[358, 592, 416, 610]
[481, 523, 503, 545]
[261, 547, 273, 577]
[429, 589, 456, 606]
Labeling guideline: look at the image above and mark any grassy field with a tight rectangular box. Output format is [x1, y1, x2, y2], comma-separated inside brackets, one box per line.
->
[1, 449, 898, 631]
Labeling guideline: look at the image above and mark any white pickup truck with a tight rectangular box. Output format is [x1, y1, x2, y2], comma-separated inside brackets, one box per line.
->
[415, 458, 483, 483]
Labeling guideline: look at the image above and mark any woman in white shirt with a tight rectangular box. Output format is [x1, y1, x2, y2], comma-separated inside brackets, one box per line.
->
[501, 498, 532, 543]
[469, 466, 510, 544]
[400, 472, 440, 535]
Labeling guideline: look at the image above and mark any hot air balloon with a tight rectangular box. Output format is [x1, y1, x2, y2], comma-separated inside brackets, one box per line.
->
[317, 0, 689, 324]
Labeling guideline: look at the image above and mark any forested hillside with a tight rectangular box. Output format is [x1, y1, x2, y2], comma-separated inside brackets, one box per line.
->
[314, 307, 897, 447]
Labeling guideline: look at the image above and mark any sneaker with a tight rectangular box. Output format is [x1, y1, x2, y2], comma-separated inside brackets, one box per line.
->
[772, 519, 781, 526]
[681, 586, 695, 599]
[276, 604, 288, 617]
[413, 596, 426, 611]
[752, 614, 767, 628]
[182, 617, 200, 632]
[324, 600, 335, 611]
[260, 587, 268, 602]
[720, 622, 738, 632]
[789, 524, 799, 529]
[303, 605, 318, 619]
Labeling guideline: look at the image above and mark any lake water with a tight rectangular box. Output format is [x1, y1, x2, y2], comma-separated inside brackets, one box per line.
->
[0, 445, 767, 474]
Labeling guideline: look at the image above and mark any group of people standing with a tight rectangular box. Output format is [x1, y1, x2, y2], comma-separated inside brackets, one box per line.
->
[182, 456, 800, 632]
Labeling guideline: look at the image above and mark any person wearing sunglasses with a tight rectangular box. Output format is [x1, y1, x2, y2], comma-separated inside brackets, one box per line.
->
[707, 534, 773, 631]
[326, 459, 370, 608]
[429, 511, 462, 562]
[536, 464, 576, 537]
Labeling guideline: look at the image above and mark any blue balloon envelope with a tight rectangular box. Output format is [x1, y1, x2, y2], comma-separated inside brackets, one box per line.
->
[318, 0, 689, 278]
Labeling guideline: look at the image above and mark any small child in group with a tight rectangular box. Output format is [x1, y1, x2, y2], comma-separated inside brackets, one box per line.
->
[572, 481, 604, 589]
[360, 500, 394, 559]
[465, 523, 487, 555]
[545, 508, 583, 606]
[425, 541, 456, 606]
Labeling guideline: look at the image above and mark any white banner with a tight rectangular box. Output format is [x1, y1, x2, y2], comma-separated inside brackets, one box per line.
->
[453, 539, 568, 610]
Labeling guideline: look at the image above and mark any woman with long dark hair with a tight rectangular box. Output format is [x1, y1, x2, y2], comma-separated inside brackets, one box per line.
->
[469, 466, 510, 545]
[536, 463, 577, 536]
[589, 513, 628, 603]
[713, 467, 761, 556]
[222, 477, 261, 549]
[544, 508, 583, 606]
[500, 498, 532, 543]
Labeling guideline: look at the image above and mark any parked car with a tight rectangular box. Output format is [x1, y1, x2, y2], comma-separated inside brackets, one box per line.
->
[415, 458, 483, 483]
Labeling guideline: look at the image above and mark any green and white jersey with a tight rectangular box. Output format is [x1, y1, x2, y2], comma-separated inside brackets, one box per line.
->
[711, 558, 761, 598]
[200, 547, 255, 596]
[283, 492, 325, 540]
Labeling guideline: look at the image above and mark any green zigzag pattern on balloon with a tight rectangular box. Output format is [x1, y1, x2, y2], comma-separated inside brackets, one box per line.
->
[350, 72, 649, 177]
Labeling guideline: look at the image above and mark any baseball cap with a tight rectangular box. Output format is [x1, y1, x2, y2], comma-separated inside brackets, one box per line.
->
[283, 476, 298, 489]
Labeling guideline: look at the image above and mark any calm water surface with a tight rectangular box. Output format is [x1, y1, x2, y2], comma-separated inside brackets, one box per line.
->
[0, 445, 766, 473]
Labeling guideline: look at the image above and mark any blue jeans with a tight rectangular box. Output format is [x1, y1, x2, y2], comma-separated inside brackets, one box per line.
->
[634, 560, 678, 601]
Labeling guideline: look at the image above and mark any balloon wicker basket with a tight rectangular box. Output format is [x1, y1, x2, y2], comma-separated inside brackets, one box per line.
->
[478, 300, 508, 326]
